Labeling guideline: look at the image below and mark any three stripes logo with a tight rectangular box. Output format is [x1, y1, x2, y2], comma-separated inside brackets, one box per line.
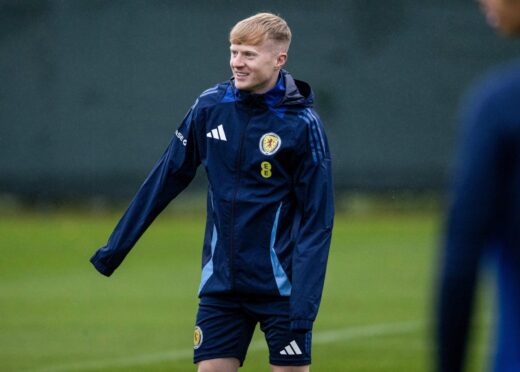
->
[279, 340, 302, 356]
[206, 124, 227, 141]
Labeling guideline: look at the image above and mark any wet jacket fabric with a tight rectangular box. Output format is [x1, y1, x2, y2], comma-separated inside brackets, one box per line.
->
[90, 70, 334, 331]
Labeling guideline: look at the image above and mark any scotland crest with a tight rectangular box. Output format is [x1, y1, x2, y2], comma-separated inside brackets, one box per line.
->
[259, 132, 282, 156]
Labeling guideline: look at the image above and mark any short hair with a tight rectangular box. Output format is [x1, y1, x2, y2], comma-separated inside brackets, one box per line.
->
[229, 12, 291, 51]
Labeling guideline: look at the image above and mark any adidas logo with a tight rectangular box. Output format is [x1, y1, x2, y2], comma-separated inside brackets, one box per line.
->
[206, 124, 227, 141]
[279, 340, 302, 356]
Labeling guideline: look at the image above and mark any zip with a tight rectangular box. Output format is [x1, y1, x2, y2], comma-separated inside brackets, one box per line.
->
[228, 112, 253, 291]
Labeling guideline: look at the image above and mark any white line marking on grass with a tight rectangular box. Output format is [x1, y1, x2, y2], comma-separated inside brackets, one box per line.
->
[248, 320, 422, 351]
[30, 349, 193, 372]
[29, 321, 422, 372]
[314, 320, 422, 344]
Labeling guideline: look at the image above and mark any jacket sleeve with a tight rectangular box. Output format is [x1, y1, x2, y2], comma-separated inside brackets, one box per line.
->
[290, 110, 335, 331]
[436, 82, 508, 371]
[90, 106, 201, 277]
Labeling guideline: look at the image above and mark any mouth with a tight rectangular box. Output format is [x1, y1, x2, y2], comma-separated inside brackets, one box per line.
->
[234, 72, 249, 80]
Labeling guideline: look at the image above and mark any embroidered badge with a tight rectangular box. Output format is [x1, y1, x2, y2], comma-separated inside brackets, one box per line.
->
[261, 161, 272, 178]
[193, 326, 203, 349]
[259, 132, 282, 156]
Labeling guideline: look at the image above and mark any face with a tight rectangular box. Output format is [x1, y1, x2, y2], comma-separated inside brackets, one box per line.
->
[230, 39, 287, 94]
[479, 0, 520, 36]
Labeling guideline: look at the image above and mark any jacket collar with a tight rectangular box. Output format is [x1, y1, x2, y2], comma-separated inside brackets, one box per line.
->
[231, 70, 312, 108]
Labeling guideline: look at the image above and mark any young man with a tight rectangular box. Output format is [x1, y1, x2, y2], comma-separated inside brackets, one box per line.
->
[436, 1, 520, 371]
[90, 13, 334, 372]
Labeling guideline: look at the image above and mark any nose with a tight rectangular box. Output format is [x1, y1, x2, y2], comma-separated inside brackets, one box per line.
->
[231, 54, 245, 69]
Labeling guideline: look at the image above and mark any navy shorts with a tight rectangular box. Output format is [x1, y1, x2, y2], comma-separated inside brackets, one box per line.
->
[193, 295, 312, 366]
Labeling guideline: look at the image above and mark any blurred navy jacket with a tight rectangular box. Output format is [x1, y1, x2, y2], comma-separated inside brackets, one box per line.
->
[90, 70, 334, 332]
[438, 61, 520, 372]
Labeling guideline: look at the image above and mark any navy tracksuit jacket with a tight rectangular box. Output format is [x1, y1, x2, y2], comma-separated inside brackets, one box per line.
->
[90, 70, 334, 332]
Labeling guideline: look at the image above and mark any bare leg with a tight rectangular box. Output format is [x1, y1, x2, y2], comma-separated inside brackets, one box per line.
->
[271, 365, 310, 372]
[197, 358, 240, 372]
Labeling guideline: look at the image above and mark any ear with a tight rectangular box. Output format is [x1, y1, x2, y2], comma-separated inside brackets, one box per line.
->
[275, 52, 288, 69]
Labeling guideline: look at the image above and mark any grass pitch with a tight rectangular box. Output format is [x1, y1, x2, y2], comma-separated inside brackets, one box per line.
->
[0, 204, 490, 371]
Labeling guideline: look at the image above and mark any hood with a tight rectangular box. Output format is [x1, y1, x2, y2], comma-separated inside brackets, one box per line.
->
[231, 70, 314, 109]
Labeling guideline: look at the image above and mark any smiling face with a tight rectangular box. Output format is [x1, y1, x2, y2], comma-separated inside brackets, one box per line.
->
[230, 39, 287, 94]
[479, 0, 520, 36]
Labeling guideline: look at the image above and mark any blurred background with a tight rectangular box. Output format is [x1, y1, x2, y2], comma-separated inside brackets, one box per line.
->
[2, 0, 519, 203]
[1, 1, 517, 371]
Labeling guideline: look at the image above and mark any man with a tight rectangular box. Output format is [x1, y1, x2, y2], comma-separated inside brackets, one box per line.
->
[436, 1, 520, 371]
[90, 13, 334, 372]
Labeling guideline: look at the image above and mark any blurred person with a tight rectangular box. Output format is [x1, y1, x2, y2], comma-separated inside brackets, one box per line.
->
[436, 0, 520, 371]
[89, 12, 334, 372]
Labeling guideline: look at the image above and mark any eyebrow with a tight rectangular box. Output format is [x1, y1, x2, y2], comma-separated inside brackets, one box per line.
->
[229, 46, 258, 54]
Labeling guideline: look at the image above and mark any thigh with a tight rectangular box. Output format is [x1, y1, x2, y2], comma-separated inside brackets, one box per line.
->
[270, 365, 309, 372]
[193, 296, 256, 367]
[197, 357, 240, 372]
[252, 299, 312, 367]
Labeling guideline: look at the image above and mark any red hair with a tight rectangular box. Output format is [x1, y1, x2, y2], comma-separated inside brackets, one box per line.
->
[229, 12, 291, 50]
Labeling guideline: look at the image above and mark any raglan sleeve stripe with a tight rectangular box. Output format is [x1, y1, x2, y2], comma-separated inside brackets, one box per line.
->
[290, 112, 334, 331]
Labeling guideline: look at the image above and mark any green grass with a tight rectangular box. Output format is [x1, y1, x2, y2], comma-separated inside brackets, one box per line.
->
[0, 208, 491, 371]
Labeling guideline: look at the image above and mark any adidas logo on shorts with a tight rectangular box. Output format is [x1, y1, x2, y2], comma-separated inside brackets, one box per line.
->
[279, 340, 302, 355]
